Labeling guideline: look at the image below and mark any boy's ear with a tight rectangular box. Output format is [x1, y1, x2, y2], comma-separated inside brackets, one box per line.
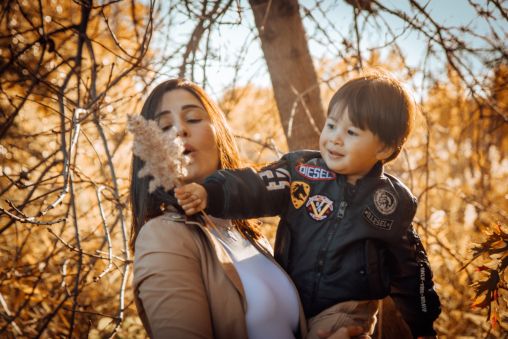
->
[376, 143, 395, 161]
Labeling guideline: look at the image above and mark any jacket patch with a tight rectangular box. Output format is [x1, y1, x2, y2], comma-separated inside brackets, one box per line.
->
[306, 195, 334, 221]
[258, 168, 290, 190]
[363, 206, 393, 230]
[373, 189, 397, 215]
[296, 164, 336, 180]
[291, 181, 310, 209]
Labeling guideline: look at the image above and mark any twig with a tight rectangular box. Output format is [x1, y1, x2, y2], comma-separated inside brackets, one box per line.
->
[95, 251, 131, 263]
[79, 129, 111, 185]
[47, 228, 133, 263]
[63, 308, 121, 320]
[5, 200, 28, 218]
[94, 186, 114, 282]
[101, 10, 139, 59]
[0, 109, 83, 225]
[288, 85, 321, 138]
[287, 71, 348, 138]
[0, 293, 21, 335]
[260, 0, 273, 31]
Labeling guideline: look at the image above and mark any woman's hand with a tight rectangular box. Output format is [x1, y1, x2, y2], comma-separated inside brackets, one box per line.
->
[317, 326, 368, 339]
[174, 184, 208, 215]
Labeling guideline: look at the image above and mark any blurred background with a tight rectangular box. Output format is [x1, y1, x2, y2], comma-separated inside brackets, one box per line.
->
[0, 0, 507, 337]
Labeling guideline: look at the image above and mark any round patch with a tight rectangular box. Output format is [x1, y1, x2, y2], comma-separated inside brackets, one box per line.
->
[373, 190, 397, 215]
[306, 195, 334, 221]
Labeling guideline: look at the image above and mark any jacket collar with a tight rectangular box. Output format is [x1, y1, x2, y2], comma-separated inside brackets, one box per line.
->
[364, 161, 385, 178]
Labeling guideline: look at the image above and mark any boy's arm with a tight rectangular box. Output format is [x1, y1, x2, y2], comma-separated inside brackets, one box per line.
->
[201, 159, 292, 219]
[387, 196, 441, 339]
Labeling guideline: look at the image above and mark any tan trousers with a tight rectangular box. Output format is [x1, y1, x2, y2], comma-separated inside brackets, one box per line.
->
[306, 300, 379, 339]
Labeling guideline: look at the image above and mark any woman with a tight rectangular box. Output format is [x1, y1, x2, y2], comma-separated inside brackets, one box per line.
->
[130, 79, 367, 339]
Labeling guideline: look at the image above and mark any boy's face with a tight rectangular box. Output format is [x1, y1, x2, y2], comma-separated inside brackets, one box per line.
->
[319, 108, 393, 184]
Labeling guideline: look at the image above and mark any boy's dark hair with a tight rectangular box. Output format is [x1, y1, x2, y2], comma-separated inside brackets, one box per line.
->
[327, 69, 420, 163]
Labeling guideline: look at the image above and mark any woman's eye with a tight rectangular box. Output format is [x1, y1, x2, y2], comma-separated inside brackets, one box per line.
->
[347, 129, 357, 136]
[188, 119, 202, 123]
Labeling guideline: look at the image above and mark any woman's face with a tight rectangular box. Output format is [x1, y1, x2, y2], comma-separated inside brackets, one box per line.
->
[156, 89, 220, 184]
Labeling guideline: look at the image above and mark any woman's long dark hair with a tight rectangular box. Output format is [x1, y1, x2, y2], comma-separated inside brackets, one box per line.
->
[129, 79, 262, 251]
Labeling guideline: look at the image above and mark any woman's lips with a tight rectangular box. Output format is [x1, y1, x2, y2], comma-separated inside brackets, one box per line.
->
[184, 143, 197, 157]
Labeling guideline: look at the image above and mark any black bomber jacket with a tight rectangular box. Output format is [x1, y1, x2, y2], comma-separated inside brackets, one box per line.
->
[202, 150, 441, 338]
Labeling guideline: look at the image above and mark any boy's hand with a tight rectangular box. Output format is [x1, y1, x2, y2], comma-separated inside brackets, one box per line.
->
[174, 184, 207, 215]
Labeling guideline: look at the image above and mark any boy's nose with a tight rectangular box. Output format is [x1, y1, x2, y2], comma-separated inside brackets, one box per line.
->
[331, 134, 343, 146]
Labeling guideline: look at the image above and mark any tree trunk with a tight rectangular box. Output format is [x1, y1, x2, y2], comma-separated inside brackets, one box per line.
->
[249, 0, 325, 151]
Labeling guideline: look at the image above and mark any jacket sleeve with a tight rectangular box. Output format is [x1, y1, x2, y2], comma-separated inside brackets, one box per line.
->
[201, 158, 292, 219]
[133, 219, 214, 339]
[386, 196, 441, 338]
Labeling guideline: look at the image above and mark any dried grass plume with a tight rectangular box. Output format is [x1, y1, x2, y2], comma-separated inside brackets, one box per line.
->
[126, 114, 190, 193]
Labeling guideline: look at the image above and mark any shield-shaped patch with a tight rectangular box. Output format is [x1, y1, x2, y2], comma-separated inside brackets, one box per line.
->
[306, 195, 334, 221]
[290, 181, 310, 209]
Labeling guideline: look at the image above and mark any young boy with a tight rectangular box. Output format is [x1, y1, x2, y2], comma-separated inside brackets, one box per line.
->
[175, 71, 441, 338]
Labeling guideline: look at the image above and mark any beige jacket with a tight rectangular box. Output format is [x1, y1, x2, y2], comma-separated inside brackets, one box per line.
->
[133, 210, 309, 339]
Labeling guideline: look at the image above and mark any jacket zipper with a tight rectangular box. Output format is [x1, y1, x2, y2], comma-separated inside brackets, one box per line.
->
[337, 201, 347, 218]
[310, 177, 361, 314]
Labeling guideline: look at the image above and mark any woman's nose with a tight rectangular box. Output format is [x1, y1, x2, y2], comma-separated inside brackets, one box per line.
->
[174, 121, 189, 137]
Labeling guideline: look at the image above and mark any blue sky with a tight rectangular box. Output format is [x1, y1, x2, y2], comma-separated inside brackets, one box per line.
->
[152, 0, 503, 100]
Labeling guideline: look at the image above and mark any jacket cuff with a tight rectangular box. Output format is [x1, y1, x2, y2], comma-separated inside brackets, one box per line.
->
[407, 321, 437, 338]
[202, 179, 226, 217]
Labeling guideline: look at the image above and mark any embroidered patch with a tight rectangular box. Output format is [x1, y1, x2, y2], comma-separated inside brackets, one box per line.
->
[362, 206, 394, 230]
[258, 168, 290, 190]
[296, 164, 335, 180]
[291, 181, 310, 209]
[306, 195, 334, 221]
[373, 189, 397, 215]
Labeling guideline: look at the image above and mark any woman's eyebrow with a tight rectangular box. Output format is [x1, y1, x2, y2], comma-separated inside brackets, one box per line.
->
[154, 110, 171, 119]
[181, 104, 204, 111]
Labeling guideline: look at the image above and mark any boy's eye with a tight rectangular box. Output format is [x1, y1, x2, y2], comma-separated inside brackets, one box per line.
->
[161, 125, 173, 132]
[188, 119, 202, 123]
[347, 129, 357, 136]
[327, 123, 335, 130]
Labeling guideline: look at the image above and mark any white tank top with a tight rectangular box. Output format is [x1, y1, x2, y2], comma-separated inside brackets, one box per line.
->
[207, 216, 300, 339]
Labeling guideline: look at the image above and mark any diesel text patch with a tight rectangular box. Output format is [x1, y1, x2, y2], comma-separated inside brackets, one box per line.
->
[296, 164, 335, 180]
[363, 206, 394, 230]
